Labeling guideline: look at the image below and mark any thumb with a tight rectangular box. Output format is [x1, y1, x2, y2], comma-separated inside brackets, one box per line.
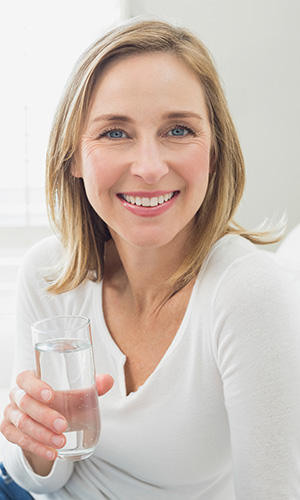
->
[95, 374, 114, 397]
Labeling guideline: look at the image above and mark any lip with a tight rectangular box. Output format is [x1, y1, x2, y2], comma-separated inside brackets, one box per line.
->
[117, 191, 179, 217]
[120, 190, 174, 197]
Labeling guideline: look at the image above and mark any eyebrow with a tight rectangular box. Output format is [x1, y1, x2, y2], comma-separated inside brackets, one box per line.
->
[90, 114, 132, 125]
[161, 111, 204, 122]
[90, 111, 204, 126]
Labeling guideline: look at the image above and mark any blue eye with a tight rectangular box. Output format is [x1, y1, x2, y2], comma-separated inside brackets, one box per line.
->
[168, 126, 189, 137]
[106, 129, 125, 139]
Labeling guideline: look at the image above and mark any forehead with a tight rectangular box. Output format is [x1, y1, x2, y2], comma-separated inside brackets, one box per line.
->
[98, 51, 199, 82]
[88, 52, 208, 117]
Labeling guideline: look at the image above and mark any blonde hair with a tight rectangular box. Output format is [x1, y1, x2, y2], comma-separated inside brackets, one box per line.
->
[46, 18, 284, 294]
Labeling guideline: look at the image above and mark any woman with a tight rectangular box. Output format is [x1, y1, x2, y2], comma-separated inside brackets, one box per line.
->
[1, 18, 300, 500]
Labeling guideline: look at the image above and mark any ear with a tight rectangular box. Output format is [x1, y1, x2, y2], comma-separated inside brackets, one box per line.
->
[70, 158, 82, 178]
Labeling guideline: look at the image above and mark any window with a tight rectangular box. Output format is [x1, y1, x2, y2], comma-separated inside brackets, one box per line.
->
[0, 0, 128, 235]
[0, 1, 129, 353]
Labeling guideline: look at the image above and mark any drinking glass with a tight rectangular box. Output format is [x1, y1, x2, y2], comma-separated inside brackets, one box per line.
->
[32, 315, 100, 461]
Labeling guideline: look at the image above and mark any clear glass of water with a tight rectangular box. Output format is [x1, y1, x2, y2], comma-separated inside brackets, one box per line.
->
[32, 315, 100, 461]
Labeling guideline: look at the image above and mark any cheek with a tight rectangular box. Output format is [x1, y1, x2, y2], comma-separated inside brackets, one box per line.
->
[181, 147, 211, 186]
[81, 150, 116, 194]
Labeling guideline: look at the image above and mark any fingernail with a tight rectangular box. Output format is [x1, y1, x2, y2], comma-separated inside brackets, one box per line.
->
[46, 450, 55, 460]
[41, 389, 52, 402]
[52, 435, 64, 447]
[53, 418, 66, 432]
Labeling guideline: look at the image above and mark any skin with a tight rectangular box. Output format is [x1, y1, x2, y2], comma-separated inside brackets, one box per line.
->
[74, 53, 213, 393]
[75, 52, 212, 252]
[1, 52, 212, 476]
[1, 372, 113, 475]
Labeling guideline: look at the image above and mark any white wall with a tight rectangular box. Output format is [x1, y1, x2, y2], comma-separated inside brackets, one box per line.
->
[129, 0, 300, 247]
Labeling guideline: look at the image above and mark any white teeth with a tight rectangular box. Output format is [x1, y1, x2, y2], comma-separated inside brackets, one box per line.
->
[122, 192, 175, 207]
[142, 197, 150, 207]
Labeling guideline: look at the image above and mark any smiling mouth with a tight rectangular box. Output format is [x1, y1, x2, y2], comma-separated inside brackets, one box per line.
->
[119, 192, 177, 207]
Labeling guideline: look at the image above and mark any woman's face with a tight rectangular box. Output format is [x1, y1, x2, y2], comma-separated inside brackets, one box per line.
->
[74, 52, 212, 251]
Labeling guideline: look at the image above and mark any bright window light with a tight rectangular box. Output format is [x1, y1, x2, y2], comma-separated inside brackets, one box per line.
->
[0, 0, 126, 227]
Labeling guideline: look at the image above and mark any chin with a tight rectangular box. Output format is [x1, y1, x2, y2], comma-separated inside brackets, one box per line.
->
[124, 228, 184, 250]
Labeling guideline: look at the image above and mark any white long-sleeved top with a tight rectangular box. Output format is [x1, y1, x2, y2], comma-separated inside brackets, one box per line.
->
[2, 234, 300, 500]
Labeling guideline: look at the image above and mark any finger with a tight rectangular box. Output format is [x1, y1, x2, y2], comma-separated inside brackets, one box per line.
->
[12, 388, 26, 407]
[96, 374, 114, 396]
[1, 419, 58, 462]
[6, 406, 66, 450]
[16, 370, 54, 403]
[11, 389, 67, 434]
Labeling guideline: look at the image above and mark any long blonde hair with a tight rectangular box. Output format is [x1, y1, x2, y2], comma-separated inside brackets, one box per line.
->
[46, 18, 283, 294]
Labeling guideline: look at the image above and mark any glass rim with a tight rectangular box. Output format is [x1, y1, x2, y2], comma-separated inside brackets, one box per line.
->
[31, 315, 90, 335]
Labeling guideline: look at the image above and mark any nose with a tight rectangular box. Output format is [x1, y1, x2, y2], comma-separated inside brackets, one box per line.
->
[130, 138, 169, 184]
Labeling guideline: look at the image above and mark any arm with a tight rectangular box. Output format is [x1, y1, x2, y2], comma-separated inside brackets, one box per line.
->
[0, 238, 113, 492]
[212, 252, 300, 498]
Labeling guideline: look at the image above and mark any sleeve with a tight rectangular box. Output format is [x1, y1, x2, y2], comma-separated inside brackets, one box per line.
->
[1, 237, 74, 493]
[211, 251, 300, 499]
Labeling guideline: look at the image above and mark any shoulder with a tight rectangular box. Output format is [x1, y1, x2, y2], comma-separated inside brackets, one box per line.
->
[200, 234, 272, 289]
[202, 235, 300, 330]
[15, 235, 98, 322]
[21, 234, 62, 268]
[275, 224, 300, 299]
[203, 237, 300, 374]
[199, 234, 298, 312]
[17, 235, 63, 289]
[19, 234, 63, 277]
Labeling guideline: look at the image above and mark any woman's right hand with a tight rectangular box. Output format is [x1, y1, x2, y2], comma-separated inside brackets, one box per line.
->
[0, 370, 68, 470]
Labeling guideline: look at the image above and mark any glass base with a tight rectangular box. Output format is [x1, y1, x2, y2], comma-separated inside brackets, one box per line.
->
[57, 449, 94, 461]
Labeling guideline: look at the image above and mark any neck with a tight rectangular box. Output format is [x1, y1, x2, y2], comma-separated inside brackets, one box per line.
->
[104, 233, 189, 314]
